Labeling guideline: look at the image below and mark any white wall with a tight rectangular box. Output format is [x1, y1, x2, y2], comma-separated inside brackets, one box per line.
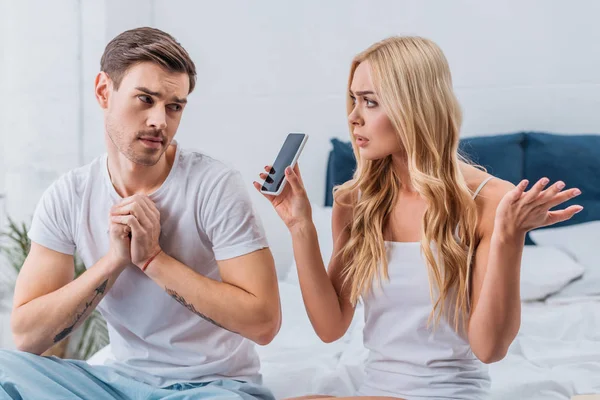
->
[0, 0, 7, 228]
[2, 0, 600, 275]
[1, 0, 82, 225]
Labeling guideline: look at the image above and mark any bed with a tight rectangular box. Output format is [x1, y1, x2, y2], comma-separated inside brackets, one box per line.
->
[90, 132, 600, 399]
[255, 132, 600, 399]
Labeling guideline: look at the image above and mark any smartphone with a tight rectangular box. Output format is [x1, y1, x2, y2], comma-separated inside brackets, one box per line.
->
[260, 133, 309, 196]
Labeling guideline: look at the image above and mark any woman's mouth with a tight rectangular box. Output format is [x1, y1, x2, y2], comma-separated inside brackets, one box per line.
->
[355, 135, 369, 147]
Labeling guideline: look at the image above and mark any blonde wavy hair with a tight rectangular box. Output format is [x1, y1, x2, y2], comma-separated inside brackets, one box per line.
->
[335, 36, 479, 330]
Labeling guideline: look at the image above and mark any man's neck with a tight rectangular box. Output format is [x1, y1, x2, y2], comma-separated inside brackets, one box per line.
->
[107, 144, 176, 198]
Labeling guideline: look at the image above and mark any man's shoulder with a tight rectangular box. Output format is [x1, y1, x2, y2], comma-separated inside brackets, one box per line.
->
[178, 148, 240, 184]
[48, 155, 105, 196]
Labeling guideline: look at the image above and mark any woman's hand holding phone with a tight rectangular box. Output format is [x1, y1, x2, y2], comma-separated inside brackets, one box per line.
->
[254, 164, 313, 232]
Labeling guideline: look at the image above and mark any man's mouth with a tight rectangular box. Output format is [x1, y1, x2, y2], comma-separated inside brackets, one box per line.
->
[139, 136, 163, 143]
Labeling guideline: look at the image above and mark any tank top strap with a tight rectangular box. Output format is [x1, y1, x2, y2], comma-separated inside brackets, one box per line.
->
[472, 176, 494, 199]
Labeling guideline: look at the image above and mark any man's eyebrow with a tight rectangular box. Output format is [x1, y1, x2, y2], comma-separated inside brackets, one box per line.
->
[135, 87, 187, 104]
[136, 86, 160, 96]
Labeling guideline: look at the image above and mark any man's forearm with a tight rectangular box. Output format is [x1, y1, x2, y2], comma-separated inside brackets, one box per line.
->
[11, 255, 122, 355]
[144, 252, 276, 344]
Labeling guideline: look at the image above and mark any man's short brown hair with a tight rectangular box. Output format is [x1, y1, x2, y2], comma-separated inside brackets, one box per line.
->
[100, 27, 197, 93]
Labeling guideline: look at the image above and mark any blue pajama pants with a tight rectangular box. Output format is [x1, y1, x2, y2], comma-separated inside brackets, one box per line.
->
[0, 350, 275, 400]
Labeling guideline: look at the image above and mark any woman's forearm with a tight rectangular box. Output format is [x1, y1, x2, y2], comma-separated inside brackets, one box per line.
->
[468, 229, 525, 363]
[290, 221, 348, 342]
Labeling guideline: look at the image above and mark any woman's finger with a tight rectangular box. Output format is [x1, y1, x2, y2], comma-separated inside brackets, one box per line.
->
[545, 205, 584, 226]
[521, 178, 549, 204]
[506, 179, 528, 203]
[534, 180, 566, 206]
[285, 166, 305, 195]
[260, 173, 274, 183]
[292, 163, 305, 186]
[542, 188, 581, 210]
[253, 181, 276, 202]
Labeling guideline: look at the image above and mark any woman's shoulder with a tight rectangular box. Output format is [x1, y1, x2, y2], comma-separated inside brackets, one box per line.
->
[460, 164, 516, 237]
[460, 163, 515, 204]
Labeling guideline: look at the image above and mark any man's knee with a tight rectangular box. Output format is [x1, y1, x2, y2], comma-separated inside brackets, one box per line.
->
[0, 349, 43, 373]
[0, 349, 22, 365]
[0, 350, 25, 387]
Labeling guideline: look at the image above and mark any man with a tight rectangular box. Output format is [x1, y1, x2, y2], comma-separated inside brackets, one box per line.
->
[1, 27, 280, 400]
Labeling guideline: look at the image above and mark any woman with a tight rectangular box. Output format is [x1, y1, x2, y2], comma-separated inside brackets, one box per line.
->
[254, 36, 582, 399]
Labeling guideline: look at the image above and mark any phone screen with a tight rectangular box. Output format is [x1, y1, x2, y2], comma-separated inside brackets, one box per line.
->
[262, 133, 306, 193]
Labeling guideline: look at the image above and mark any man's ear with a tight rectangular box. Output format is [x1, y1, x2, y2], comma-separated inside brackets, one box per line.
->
[95, 71, 112, 109]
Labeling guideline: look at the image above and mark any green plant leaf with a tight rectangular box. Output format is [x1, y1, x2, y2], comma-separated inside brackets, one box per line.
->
[72, 310, 109, 360]
[0, 217, 31, 274]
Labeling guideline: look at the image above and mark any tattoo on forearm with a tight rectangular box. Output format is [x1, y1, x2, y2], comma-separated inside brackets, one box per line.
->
[54, 279, 108, 343]
[165, 287, 235, 333]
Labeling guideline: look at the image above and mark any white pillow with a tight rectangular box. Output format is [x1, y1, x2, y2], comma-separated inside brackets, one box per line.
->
[519, 246, 584, 301]
[284, 204, 333, 284]
[529, 221, 600, 298]
[529, 221, 600, 267]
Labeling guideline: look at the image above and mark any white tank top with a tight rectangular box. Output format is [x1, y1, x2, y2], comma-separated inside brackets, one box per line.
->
[357, 177, 494, 399]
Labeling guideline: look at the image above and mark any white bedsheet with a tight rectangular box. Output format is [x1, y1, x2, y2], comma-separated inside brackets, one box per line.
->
[258, 282, 600, 399]
[88, 281, 600, 399]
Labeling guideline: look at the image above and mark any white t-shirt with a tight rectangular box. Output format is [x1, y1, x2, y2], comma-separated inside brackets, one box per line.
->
[28, 143, 270, 387]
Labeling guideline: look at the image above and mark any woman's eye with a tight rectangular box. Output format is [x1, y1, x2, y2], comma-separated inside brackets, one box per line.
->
[365, 98, 378, 108]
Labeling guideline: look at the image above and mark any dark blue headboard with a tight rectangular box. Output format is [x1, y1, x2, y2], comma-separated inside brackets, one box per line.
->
[324, 132, 600, 241]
